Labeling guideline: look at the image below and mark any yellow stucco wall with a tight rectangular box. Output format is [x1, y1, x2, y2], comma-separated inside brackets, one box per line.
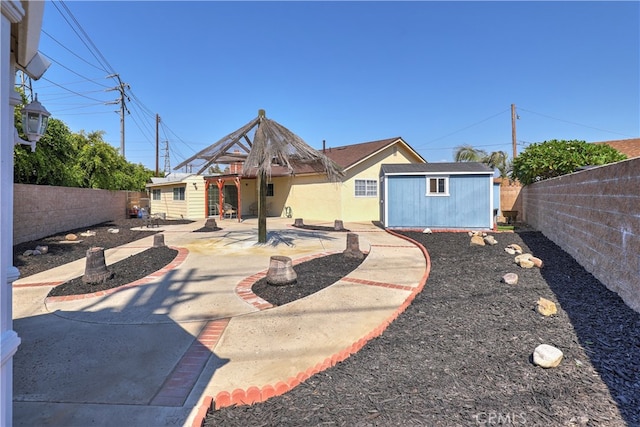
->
[149, 175, 205, 219]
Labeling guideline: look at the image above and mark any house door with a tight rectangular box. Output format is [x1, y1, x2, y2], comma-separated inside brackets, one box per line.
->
[208, 186, 219, 216]
[224, 185, 238, 209]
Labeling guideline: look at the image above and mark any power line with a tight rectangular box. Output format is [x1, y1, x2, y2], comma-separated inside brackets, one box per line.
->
[518, 107, 634, 138]
[419, 108, 511, 146]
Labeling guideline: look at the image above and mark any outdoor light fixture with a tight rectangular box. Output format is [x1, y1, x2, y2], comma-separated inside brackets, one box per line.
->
[15, 94, 50, 152]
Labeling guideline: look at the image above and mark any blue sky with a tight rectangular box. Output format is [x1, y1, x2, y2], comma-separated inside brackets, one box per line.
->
[31, 1, 639, 172]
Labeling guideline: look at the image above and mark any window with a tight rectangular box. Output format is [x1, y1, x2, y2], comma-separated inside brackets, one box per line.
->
[152, 189, 161, 200]
[355, 179, 377, 197]
[426, 177, 449, 196]
[266, 183, 274, 197]
[173, 187, 185, 200]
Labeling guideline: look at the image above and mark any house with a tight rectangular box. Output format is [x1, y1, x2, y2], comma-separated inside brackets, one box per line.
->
[146, 173, 205, 219]
[380, 162, 495, 230]
[596, 138, 640, 159]
[149, 137, 426, 223]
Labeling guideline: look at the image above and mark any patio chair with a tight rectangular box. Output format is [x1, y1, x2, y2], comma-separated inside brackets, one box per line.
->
[223, 203, 237, 219]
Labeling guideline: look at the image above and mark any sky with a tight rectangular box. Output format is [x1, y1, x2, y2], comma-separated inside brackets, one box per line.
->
[29, 1, 640, 172]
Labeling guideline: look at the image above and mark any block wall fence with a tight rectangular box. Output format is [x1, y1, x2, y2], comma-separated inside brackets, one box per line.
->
[13, 184, 145, 245]
[521, 157, 640, 313]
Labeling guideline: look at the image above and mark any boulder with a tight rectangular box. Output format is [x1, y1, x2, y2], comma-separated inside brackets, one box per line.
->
[507, 244, 523, 254]
[530, 257, 544, 268]
[502, 273, 519, 285]
[537, 297, 557, 316]
[484, 235, 498, 245]
[533, 344, 563, 368]
[470, 235, 485, 246]
[65, 233, 78, 241]
[504, 247, 516, 255]
[519, 258, 535, 269]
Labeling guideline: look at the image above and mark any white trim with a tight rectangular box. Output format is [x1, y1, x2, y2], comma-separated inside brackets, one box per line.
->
[1, 0, 25, 23]
[384, 171, 493, 177]
[425, 176, 450, 197]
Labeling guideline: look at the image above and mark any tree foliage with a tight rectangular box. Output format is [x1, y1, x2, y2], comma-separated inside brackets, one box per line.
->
[454, 145, 511, 178]
[510, 139, 627, 185]
[13, 100, 154, 191]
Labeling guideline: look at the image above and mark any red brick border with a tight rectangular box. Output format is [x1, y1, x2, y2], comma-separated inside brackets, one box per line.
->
[153, 318, 230, 407]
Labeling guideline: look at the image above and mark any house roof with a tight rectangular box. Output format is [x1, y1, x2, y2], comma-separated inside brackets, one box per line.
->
[289, 137, 426, 175]
[381, 162, 493, 175]
[204, 137, 426, 178]
[595, 138, 640, 159]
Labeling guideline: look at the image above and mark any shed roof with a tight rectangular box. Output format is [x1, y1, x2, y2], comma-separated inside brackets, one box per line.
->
[381, 162, 493, 175]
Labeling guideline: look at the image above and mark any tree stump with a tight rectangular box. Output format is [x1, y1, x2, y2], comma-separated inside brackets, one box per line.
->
[266, 255, 297, 286]
[205, 218, 217, 229]
[153, 234, 165, 247]
[343, 233, 364, 259]
[294, 218, 304, 227]
[82, 247, 113, 284]
[334, 220, 344, 231]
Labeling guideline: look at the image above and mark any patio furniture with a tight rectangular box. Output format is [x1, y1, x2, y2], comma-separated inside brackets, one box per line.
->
[223, 203, 237, 219]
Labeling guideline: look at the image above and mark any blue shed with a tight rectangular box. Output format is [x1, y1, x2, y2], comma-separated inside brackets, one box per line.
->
[380, 162, 495, 230]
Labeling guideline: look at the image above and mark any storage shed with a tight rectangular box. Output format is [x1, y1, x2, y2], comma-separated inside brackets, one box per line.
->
[380, 162, 495, 230]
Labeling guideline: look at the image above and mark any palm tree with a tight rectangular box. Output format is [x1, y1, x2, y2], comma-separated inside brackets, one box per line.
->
[454, 144, 488, 162]
[175, 109, 343, 243]
[454, 145, 511, 179]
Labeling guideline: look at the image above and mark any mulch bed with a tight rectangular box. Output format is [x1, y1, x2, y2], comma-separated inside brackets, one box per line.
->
[13, 218, 192, 279]
[252, 253, 367, 306]
[203, 230, 640, 426]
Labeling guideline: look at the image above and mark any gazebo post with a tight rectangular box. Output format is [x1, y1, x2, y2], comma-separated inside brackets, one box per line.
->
[217, 178, 224, 220]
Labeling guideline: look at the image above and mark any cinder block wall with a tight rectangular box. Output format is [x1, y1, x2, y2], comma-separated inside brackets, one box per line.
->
[13, 184, 128, 245]
[522, 157, 640, 313]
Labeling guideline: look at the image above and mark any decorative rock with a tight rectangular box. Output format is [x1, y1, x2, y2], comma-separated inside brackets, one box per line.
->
[507, 244, 523, 254]
[518, 258, 535, 269]
[294, 218, 304, 227]
[422, 228, 432, 234]
[23, 250, 34, 256]
[80, 230, 96, 237]
[530, 257, 544, 268]
[344, 233, 364, 259]
[470, 235, 485, 246]
[537, 297, 557, 316]
[514, 253, 533, 264]
[153, 233, 165, 247]
[483, 235, 498, 245]
[502, 273, 519, 285]
[504, 247, 516, 255]
[35, 245, 48, 254]
[107, 228, 120, 234]
[533, 344, 563, 368]
[65, 233, 78, 241]
[266, 256, 297, 286]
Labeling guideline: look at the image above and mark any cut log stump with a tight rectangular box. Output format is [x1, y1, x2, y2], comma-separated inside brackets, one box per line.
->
[82, 247, 113, 284]
[266, 255, 297, 286]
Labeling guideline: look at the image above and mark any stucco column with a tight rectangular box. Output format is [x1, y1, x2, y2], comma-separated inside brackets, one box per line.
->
[1, 3, 25, 426]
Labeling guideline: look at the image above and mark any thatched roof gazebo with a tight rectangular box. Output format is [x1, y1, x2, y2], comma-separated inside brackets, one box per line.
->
[175, 109, 343, 243]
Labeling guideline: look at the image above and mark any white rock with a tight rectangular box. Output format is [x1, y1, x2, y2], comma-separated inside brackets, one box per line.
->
[502, 273, 518, 285]
[80, 230, 96, 237]
[504, 247, 516, 255]
[108, 228, 120, 234]
[422, 228, 432, 234]
[533, 344, 563, 368]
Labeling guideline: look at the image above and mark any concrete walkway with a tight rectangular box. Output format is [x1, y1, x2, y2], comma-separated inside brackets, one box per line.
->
[12, 217, 428, 427]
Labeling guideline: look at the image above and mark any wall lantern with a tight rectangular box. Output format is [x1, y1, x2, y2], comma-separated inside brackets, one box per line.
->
[15, 94, 50, 152]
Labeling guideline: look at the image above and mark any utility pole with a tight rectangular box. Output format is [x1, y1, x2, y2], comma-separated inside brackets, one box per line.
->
[511, 103, 518, 159]
[106, 74, 130, 158]
[163, 140, 171, 176]
[16, 70, 33, 102]
[155, 114, 160, 176]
